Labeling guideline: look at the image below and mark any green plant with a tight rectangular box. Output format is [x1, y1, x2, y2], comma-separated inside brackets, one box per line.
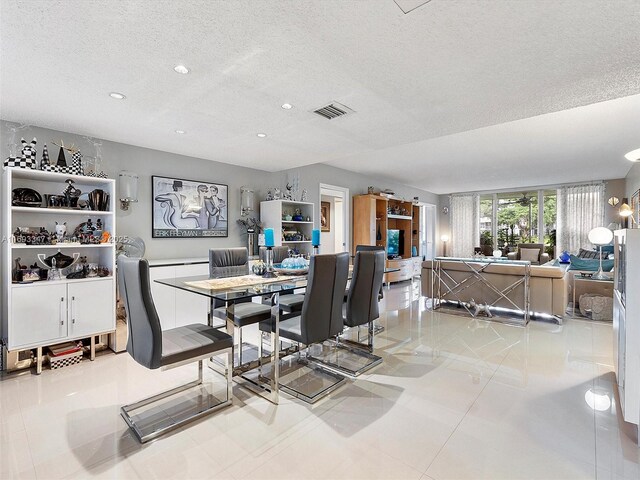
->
[480, 231, 493, 246]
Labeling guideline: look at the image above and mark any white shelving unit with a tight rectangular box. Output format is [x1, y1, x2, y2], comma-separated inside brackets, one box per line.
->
[2, 167, 117, 373]
[260, 200, 315, 256]
[613, 229, 640, 430]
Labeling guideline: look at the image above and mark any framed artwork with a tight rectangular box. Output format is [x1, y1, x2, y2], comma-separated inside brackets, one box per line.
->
[632, 189, 640, 228]
[152, 175, 228, 238]
[321, 201, 330, 232]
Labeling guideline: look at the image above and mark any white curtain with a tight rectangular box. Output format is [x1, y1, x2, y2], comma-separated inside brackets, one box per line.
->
[557, 183, 605, 254]
[450, 194, 480, 258]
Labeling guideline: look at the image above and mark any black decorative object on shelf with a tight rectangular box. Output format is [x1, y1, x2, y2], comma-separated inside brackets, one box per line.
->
[56, 146, 67, 167]
[12, 188, 42, 207]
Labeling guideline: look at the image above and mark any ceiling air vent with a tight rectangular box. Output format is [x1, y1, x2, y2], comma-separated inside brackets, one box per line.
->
[312, 102, 354, 120]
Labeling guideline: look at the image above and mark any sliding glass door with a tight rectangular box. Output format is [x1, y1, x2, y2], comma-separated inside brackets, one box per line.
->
[479, 189, 557, 255]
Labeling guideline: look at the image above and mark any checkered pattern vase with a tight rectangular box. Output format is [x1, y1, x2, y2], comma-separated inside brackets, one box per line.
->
[41, 150, 85, 175]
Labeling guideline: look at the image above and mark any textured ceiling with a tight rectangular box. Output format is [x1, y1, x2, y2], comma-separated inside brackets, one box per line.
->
[1, 0, 639, 193]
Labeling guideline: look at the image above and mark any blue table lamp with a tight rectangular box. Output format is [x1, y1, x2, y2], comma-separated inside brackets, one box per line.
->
[263, 228, 277, 278]
[312, 229, 320, 255]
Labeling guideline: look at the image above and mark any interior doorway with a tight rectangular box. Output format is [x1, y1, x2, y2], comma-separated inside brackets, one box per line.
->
[421, 203, 437, 260]
[319, 184, 350, 254]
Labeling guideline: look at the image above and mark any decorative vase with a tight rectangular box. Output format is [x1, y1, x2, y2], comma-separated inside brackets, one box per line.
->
[559, 251, 571, 263]
[252, 261, 266, 275]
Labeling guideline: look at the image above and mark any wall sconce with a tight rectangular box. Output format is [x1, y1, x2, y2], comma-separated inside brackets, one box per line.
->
[240, 186, 254, 217]
[118, 171, 139, 211]
[619, 202, 637, 226]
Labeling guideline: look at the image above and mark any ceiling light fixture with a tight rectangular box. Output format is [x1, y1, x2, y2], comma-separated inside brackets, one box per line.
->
[257, 133, 267, 138]
[175, 130, 186, 134]
[281, 103, 293, 110]
[174, 65, 190, 74]
[624, 148, 640, 162]
[109, 92, 126, 100]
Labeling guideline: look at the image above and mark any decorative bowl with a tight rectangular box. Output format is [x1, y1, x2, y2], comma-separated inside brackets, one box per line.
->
[12, 188, 42, 207]
[273, 263, 309, 275]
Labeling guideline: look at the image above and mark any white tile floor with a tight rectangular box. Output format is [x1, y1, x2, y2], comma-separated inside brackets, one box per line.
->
[1, 283, 637, 480]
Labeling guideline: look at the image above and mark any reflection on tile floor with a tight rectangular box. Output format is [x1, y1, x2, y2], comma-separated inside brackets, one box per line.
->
[0, 282, 636, 479]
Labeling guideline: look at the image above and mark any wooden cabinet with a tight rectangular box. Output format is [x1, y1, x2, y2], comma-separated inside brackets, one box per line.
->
[352, 194, 424, 283]
[386, 258, 414, 283]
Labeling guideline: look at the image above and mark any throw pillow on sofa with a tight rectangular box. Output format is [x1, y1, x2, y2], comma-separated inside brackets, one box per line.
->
[578, 248, 600, 259]
[568, 254, 614, 272]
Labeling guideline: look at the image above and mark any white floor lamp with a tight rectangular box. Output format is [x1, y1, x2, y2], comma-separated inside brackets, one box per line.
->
[587, 227, 614, 280]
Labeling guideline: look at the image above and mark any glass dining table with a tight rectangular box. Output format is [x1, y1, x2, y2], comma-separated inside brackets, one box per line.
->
[156, 270, 307, 404]
[156, 264, 399, 404]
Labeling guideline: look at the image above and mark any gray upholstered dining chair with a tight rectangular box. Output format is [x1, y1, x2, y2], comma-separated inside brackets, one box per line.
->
[117, 257, 233, 443]
[259, 245, 290, 264]
[309, 250, 386, 377]
[354, 244, 386, 300]
[259, 252, 350, 402]
[259, 246, 305, 313]
[209, 248, 272, 365]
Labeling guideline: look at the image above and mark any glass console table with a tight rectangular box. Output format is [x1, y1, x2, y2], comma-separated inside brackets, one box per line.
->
[431, 256, 532, 325]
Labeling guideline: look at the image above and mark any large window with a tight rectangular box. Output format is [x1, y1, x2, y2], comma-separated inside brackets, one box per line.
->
[479, 196, 493, 254]
[478, 189, 557, 253]
[496, 192, 539, 246]
[542, 190, 557, 256]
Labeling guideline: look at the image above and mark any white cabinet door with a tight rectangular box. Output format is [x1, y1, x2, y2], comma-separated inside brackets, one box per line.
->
[175, 263, 209, 327]
[148, 266, 176, 330]
[68, 279, 115, 338]
[10, 283, 67, 349]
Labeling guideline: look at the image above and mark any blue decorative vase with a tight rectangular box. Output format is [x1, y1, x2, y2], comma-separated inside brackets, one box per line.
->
[559, 251, 571, 263]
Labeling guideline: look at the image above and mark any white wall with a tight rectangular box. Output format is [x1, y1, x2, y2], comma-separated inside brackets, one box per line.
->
[626, 162, 640, 199]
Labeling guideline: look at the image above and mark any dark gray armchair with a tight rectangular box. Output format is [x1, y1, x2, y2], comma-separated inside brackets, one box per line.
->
[118, 257, 233, 443]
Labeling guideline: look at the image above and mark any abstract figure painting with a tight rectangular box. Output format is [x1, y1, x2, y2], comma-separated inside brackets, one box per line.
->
[152, 176, 228, 238]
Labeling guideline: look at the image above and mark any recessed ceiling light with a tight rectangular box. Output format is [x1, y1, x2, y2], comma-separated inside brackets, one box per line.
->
[257, 133, 267, 138]
[109, 92, 126, 100]
[175, 130, 186, 134]
[281, 103, 293, 110]
[174, 65, 190, 74]
[624, 148, 640, 162]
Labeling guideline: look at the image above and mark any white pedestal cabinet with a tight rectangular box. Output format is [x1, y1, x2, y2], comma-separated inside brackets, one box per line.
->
[613, 229, 640, 430]
[2, 168, 116, 373]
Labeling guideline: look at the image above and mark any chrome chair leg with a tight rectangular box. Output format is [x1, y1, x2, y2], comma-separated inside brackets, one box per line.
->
[121, 350, 233, 444]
